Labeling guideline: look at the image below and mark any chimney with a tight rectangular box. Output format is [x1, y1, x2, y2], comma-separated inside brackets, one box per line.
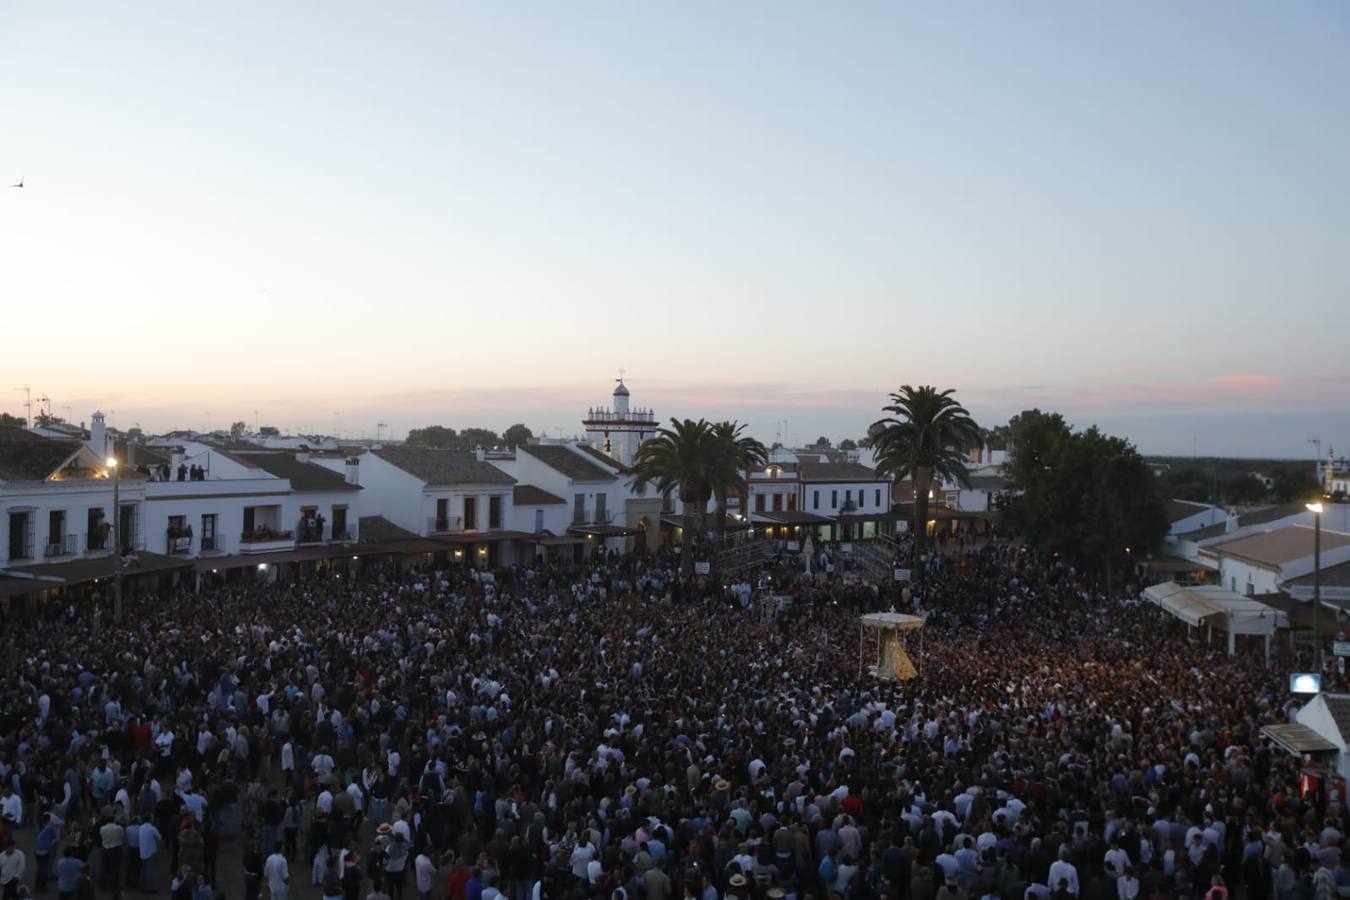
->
[345, 456, 360, 486]
[1224, 509, 1239, 533]
[295, 445, 311, 464]
[89, 411, 107, 459]
[475, 445, 486, 462]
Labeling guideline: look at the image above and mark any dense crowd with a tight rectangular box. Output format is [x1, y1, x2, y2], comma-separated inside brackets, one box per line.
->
[0, 542, 1336, 900]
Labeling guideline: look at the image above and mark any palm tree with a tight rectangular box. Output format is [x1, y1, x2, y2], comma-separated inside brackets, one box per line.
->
[866, 385, 980, 588]
[710, 421, 769, 545]
[632, 418, 726, 580]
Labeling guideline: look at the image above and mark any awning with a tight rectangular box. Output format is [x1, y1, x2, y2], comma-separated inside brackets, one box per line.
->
[570, 523, 645, 537]
[194, 544, 366, 572]
[439, 530, 539, 544]
[0, 575, 60, 598]
[660, 515, 753, 531]
[359, 539, 448, 555]
[5, 551, 193, 586]
[1262, 723, 1339, 755]
[1143, 581, 1225, 626]
[1144, 581, 1288, 634]
[753, 510, 834, 526]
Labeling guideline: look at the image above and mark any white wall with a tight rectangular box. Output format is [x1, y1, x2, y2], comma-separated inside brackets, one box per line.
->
[2, 477, 146, 564]
[802, 481, 891, 517]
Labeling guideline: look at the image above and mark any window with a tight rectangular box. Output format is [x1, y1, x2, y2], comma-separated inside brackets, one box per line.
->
[534, 508, 544, 533]
[489, 495, 503, 529]
[772, 494, 783, 512]
[574, 494, 586, 525]
[463, 496, 478, 530]
[201, 514, 218, 552]
[787, 493, 797, 510]
[435, 498, 449, 532]
[831, 490, 837, 509]
[595, 493, 607, 523]
[756, 494, 766, 512]
[8, 511, 34, 560]
[813, 491, 819, 510]
[875, 489, 881, 507]
[331, 506, 348, 539]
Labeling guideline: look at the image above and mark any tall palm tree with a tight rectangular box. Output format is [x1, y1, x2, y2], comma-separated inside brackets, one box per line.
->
[867, 385, 980, 589]
[632, 417, 726, 580]
[710, 421, 769, 545]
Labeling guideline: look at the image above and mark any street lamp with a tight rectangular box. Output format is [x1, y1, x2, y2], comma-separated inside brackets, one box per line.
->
[107, 456, 123, 624]
[1308, 501, 1324, 676]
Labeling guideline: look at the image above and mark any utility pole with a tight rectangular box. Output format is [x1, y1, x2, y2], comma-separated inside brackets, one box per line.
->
[13, 386, 31, 428]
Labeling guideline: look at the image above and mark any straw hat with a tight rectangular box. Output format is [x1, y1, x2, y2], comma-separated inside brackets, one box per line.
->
[714, 778, 731, 792]
[729, 874, 748, 887]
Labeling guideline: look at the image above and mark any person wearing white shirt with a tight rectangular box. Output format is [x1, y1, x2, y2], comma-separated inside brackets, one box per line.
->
[1048, 852, 1080, 897]
[1117, 868, 1140, 900]
[414, 852, 437, 897]
[570, 839, 595, 880]
[1104, 842, 1130, 879]
[0, 787, 22, 826]
[265, 844, 290, 900]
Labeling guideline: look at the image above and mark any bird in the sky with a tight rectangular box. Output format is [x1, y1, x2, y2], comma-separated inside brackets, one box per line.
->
[10, 177, 21, 188]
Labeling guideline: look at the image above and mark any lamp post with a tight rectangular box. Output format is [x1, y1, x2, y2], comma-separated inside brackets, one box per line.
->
[1308, 501, 1324, 677]
[108, 456, 123, 624]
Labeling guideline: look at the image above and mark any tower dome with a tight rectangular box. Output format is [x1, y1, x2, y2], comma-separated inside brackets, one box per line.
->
[613, 381, 629, 398]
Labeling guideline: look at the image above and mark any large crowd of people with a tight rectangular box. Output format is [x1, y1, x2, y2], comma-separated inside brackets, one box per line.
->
[0, 540, 1337, 900]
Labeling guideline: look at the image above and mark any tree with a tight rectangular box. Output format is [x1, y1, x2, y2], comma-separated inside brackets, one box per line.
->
[230, 421, 248, 439]
[1002, 411, 1168, 594]
[981, 425, 1012, 452]
[710, 421, 768, 544]
[503, 424, 534, 449]
[1221, 472, 1267, 505]
[34, 412, 66, 428]
[812, 436, 832, 448]
[632, 418, 729, 581]
[125, 426, 144, 442]
[0, 412, 25, 427]
[1272, 463, 1319, 503]
[458, 427, 501, 451]
[839, 438, 858, 451]
[866, 386, 980, 591]
[406, 426, 458, 449]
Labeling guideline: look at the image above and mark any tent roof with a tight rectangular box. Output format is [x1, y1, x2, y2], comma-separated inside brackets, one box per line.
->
[1261, 723, 1339, 755]
[1143, 581, 1287, 634]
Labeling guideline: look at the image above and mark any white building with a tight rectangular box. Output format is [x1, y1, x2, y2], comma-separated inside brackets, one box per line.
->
[496, 442, 660, 555]
[332, 447, 520, 566]
[1200, 524, 1350, 596]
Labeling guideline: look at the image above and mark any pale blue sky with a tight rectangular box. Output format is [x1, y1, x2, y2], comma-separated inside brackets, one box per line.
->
[1, 2, 1346, 456]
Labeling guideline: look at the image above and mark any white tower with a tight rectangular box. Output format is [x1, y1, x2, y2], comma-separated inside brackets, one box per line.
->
[582, 374, 654, 466]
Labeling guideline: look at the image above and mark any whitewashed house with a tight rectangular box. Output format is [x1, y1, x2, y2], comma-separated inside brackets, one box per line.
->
[336, 447, 519, 567]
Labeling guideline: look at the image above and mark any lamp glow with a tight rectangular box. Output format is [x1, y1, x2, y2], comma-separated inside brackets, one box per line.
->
[1308, 502, 1324, 514]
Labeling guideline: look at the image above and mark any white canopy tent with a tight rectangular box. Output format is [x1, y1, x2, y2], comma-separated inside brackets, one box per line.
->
[1144, 580, 1287, 659]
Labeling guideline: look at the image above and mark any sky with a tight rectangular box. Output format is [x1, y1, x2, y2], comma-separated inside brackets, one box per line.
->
[1, 2, 1347, 458]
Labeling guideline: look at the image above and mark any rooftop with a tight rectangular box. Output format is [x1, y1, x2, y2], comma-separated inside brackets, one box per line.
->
[1207, 524, 1350, 567]
[1179, 502, 1305, 541]
[513, 484, 567, 506]
[372, 447, 516, 486]
[1167, 499, 1216, 524]
[797, 460, 883, 483]
[0, 428, 82, 482]
[524, 444, 616, 482]
[238, 452, 360, 492]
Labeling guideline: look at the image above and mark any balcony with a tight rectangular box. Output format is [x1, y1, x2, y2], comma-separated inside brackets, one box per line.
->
[44, 534, 79, 558]
[296, 521, 358, 543]
[85, 529, 110, 552]
[201, 534, 222, 553]
[428, 516, 463, 534]
[239, 528, 295, 554]
[166, 527, 194, 555]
